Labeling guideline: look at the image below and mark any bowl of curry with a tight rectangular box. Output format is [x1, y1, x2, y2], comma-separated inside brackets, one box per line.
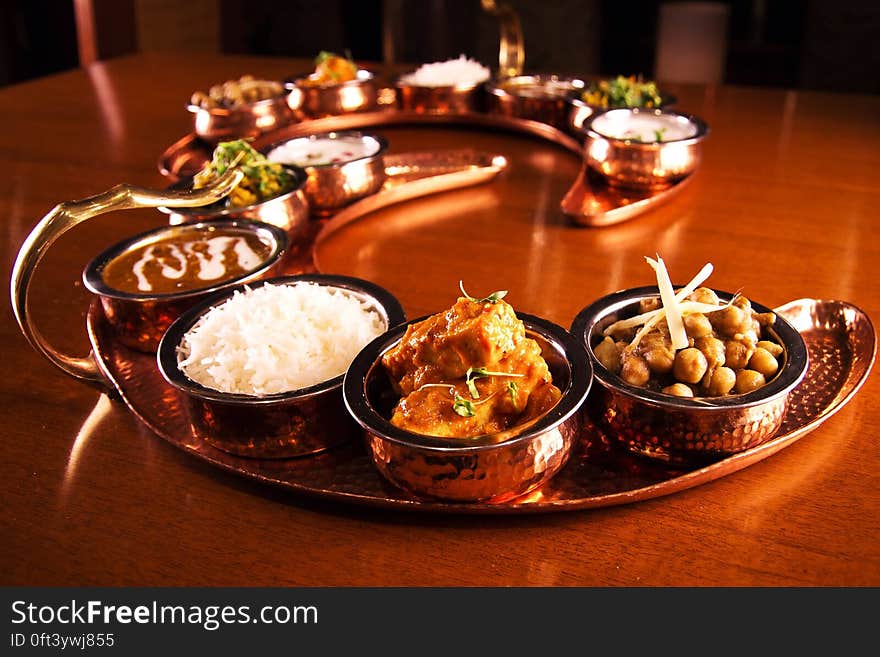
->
[343, 285, 592, 503]
[82, 219, 287, 352]
[570, 259, 809, 464]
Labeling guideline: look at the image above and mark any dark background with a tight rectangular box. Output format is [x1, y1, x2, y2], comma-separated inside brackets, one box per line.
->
[1, 0, 878, 93]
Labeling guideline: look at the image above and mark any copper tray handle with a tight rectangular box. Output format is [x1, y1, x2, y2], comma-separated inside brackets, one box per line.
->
[481, 0, 524, 79]
[9, 170, 244, 392]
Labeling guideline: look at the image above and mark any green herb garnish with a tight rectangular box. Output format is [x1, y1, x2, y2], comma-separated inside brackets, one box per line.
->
[459, 280, 508, 304]
[507, 381, 519, 404]
[465, 367, 525, 399]
[452, 393, 476, 417]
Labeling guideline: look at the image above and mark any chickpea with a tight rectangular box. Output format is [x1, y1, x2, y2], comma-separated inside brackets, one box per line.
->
[732, 295, 752, 313]
[663, 383, 694, 397]
[687, 287, 719, 305]
[734, 369, 766, 394]
[707, 367, 736, 396]
[757, 340, 784, 358]
[724, 340, 753, 370]
[639, 297, 661, 313]
[754, 311, 776, 328]
[749, 347, 779, 377]
[620, 351, 650, 386]
[683, 313, 713, 339]
[711, 305, 746, 338]
[640, 332, 674, 374]
[694, 336, 725, 368]
[594, 336, 622, 374]
[673, 347, 708, 384]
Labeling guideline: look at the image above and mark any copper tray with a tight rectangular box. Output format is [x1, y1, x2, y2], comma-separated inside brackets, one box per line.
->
[87, 297, 876, 514]
[158, 111, 693, 228]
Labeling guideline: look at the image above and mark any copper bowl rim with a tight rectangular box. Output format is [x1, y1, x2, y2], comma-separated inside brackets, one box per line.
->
[569, 285, 809, 410]
[486, 73, 587, 99]
[262, 130, 389, 170]
[284, 68, 376, 89]
[394, 77, 488, 93]
[157, 274, 407, 407]
[343, 312, 592, 452]
[81, 219, 288, 303]
[184, 88, 292, 116]
[583, 107, 710, 147]
[157, 164, 308, 218]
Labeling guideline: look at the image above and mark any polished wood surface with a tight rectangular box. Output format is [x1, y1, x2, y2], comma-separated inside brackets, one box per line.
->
[2, 53, 878, 586]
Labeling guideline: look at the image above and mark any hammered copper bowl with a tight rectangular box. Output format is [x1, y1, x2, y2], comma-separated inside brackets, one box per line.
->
[582, 107, 709, 189]
[157, 274, 407, 459]
[570, 286, 809, 465]
[263, 131, 389, 216]
[486, 74, 586, 133]
[395, 79, 487, 114]
[158, 165, 311, 242]
[286, 69, 379, 120]
[82, 219, 287, 353]
[343, 313, 592, 503]
[187, 91, 295, 145]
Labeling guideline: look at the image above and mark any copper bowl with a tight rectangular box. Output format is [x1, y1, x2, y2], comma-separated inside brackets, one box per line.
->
[158, 165, 311, 242]
[82, 219, 287, 353]
[343, 313, 592, 502]
[566, 87, 677, 136]
[286, 69, 379, 120]
[157, 274, 406, 459]
[395, 79, 486, 114]
[187, 91, 295, 145]
[582, 107, 709, 189]
[487, 74, 586, 134]
[570, 286, 809, 464]
[264, 131, 388, 216]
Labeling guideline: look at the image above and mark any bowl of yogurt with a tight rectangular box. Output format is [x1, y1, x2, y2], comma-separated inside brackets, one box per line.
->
[582, 108, 709, 189]
[265, 131, 388, 215]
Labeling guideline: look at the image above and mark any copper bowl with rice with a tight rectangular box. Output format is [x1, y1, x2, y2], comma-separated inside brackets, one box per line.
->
[570, 285, 809, 464]
[394, 56, 491, 114]
[157, 274, 406, 458]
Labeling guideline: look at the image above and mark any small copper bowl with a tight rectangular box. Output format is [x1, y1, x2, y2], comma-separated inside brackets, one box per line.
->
[343, 314, 592, 502]
[264, 131, 388, 216]
[187, 91, 295, 145]
[82, 219, 287, 353]
[158, 165, 311, 241]
[395, 79, 486, 114]
[157, 274, 406, 459]
[286, 69, 379, 120]
[582, 107, 709, 189]
[487, 74, 586, 133]
[570, 286, 809, 464]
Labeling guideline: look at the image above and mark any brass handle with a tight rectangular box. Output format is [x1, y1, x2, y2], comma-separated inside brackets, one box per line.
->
[481, 0, 524, 79]
[9, 170, 244, 391]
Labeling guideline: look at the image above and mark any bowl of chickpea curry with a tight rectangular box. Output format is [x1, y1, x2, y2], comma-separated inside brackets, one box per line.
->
[571, 258, 809, 464]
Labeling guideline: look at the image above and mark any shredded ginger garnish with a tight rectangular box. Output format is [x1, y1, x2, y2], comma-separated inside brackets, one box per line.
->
[603, 259, 733, 350]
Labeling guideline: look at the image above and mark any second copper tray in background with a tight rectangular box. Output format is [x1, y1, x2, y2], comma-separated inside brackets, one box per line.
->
[158, 111, 696, 229]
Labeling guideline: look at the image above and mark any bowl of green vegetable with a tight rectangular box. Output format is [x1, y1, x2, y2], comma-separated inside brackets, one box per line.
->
[159, 140, 310, 241]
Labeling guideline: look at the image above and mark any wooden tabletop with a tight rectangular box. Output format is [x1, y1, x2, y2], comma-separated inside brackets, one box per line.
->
[2, 53, 878, 587]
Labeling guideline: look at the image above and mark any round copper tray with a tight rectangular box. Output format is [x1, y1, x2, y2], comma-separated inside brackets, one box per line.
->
[87, 297, 875, 514]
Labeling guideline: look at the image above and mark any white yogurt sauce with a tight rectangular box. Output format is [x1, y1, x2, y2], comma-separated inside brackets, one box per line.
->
[591, 111, 698, 143]
[130, 236, 262, 292]
[267, 134, 381, 167]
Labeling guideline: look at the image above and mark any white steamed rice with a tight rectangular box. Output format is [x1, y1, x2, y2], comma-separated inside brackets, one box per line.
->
[399, 55, 490, 88]
[177, 282, 385, 395]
